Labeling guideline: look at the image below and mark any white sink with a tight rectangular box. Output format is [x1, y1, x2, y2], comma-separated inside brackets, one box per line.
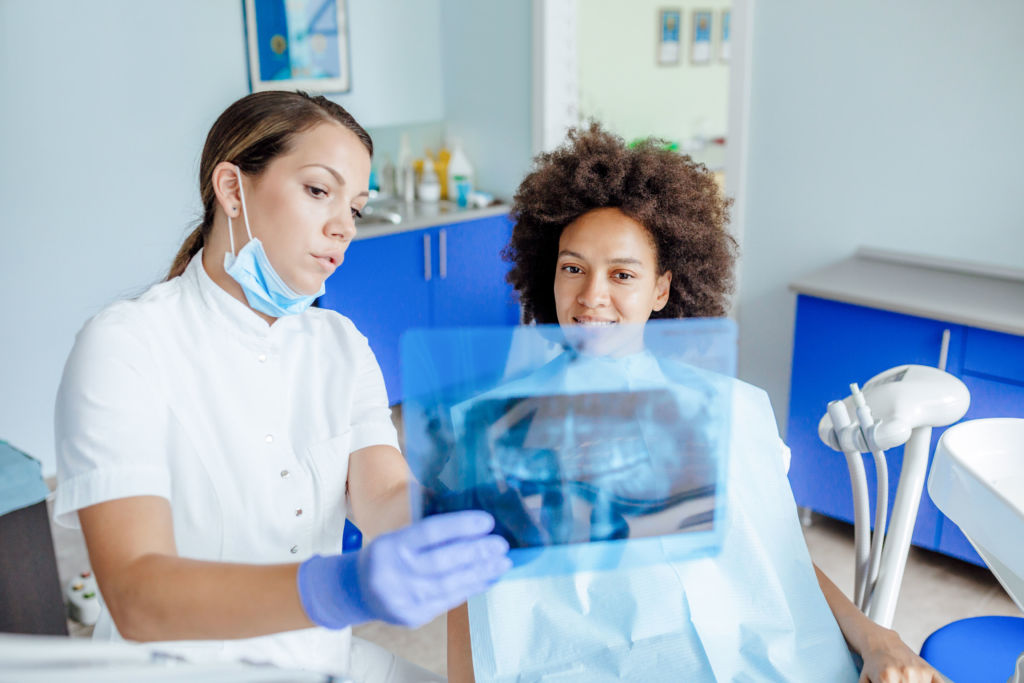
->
[928, 418, 1024, 612]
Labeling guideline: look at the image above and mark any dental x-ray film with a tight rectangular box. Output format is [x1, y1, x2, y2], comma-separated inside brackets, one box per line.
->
[401, 319, 735, 578]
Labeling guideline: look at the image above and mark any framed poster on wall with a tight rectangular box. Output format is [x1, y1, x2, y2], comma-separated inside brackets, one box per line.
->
[658, 8, 682, 66]
[243, 0, 351, 93]
[691, 9, 712, 65]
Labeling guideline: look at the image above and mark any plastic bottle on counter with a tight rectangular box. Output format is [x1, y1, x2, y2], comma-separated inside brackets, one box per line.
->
[417, 158, 441, 202]
[379, 156, 396, 197]
[447, 139, 474, 208]
[396, 132, 413, 199]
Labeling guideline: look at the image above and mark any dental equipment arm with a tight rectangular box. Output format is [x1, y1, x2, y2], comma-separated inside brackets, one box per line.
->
[818, 365, 969, 627]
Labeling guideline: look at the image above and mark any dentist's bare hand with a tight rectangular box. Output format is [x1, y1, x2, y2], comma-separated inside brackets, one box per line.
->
[858, 628, 944, 682]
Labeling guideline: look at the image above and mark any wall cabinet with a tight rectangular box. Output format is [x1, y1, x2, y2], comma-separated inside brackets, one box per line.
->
[787, 294, 1024, 566]
[319, 214, 520, 403]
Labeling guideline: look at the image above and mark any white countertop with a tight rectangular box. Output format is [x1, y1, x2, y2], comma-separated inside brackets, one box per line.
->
[353, 201, 511, 241]
[789, 247, 1024, 336]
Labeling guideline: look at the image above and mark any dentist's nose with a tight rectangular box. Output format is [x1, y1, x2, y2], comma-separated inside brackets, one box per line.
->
[327, 212, 357, 242]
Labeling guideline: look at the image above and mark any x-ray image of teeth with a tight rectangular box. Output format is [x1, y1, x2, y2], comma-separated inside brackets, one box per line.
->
[453, 388, 721, 548]
[402, 320, 735, 575]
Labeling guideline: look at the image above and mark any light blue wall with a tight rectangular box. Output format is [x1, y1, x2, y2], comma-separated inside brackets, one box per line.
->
[0, 1, 249, 476]
[331, 0, 443, 127]
[737, 0, 1024, 432]
[440, 1, 534, 198]
[0, 0, 450, 475]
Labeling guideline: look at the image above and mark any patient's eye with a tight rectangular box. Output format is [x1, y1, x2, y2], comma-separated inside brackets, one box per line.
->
[561, 264, 583, 275]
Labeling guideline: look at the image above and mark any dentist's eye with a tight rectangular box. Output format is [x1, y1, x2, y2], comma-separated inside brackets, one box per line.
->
[306, 185, 328, 198]
[561, 264, 583, 275]
[614, 272, 635, 281]
[351, 207, 363, 219]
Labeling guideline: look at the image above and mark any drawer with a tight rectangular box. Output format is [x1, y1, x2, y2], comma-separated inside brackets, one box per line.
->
[961, 327, 1024, 386]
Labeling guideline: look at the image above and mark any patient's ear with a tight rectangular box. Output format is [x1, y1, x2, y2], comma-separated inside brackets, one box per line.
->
[653, 270, 672, 312]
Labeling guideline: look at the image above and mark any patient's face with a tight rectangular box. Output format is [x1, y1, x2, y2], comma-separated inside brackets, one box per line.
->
[553, 208, 672, 330]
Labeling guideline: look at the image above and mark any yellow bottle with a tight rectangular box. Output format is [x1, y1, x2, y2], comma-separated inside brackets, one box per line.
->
[436, 145, 451, 200]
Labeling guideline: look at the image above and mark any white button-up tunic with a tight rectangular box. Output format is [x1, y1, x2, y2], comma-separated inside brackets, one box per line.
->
[54, 251, 399, 674]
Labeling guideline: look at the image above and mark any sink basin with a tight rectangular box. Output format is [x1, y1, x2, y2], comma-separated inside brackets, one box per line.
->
[357, 203, 402, 226]
[928, 418, 1024, 611]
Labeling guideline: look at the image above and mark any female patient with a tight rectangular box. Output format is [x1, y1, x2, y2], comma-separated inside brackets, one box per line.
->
[448, 124, 940, 683]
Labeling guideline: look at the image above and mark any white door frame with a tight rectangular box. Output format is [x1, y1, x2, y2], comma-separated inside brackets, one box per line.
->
[532, 0, 756, 312]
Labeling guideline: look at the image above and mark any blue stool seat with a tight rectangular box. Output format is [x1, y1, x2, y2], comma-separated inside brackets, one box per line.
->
[920, 615, 1024, 683]
[342, 519, 363, 553]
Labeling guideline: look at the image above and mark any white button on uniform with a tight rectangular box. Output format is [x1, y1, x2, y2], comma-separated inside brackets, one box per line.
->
[290, 545, 299, 554]
[257, 353, 267, 363]
[280, 469, 290, 479]
[265, 434, 274, 444]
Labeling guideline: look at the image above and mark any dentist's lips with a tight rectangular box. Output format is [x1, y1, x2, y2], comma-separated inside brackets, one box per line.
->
[313, 253, 342, 272]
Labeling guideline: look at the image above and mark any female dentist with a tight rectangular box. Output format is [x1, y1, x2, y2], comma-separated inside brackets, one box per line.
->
[53, 91, 510, 681]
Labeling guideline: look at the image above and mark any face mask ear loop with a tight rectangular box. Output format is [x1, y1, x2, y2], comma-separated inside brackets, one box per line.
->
[226, 210, 237, 258]
[235, 165, 255, 243]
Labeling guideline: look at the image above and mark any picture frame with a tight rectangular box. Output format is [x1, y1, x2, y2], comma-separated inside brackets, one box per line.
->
[690, 9, 713, 65]
[243, 0, 351, 94]
[720, 9, 731, 63]
[657, 8, 682, 66]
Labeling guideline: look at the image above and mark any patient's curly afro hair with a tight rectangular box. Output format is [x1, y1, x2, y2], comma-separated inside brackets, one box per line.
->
[504, 123, 737, 323]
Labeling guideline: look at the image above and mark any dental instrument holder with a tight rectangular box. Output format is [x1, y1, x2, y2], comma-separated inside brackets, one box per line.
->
[818, 364, 970, 628]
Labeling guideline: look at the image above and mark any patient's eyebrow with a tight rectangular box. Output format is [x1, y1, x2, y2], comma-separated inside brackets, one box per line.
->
[557, 250, 645, 267]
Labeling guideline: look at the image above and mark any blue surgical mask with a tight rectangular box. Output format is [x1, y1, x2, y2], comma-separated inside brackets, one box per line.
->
[223, 166, 324, 318]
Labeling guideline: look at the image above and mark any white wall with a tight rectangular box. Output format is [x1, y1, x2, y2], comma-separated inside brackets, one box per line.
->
[0, 0, 450, 475]
[736, 0, 1024, 433]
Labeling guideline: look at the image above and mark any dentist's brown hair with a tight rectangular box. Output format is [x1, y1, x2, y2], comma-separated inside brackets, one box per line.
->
[166, 91, 372, 280]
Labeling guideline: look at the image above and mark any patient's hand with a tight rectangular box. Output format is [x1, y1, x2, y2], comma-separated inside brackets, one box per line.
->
[857, 628, 943, 683]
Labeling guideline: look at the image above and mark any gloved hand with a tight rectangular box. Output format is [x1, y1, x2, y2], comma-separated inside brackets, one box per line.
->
[297, 510, 511, 629]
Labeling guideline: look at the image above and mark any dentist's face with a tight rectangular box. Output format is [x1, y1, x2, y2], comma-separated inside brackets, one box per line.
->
[554, 207, 672, 329]
[239, 122, 371, 295]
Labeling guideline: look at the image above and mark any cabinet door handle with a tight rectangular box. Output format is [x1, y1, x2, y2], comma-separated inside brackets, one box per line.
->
[938, 328, 950, 371]
[423, 234, 431, 281]
[439, 229, 447, 280]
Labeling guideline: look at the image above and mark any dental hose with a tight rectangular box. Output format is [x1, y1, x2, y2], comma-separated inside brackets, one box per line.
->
[827, 399, 871, 610]
[850, 383, 889, 613]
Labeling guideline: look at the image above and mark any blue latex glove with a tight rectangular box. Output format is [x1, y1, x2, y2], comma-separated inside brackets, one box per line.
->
[297, 510, 511, 629]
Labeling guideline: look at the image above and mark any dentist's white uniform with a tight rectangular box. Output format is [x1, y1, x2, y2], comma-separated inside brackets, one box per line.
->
[54, 252, 437, 681]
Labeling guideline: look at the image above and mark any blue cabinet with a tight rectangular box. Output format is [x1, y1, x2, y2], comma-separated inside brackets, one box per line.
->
[788, 296, 963, 554]
[319, 214, 520, 403]
[789, 295, 1024, 565]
